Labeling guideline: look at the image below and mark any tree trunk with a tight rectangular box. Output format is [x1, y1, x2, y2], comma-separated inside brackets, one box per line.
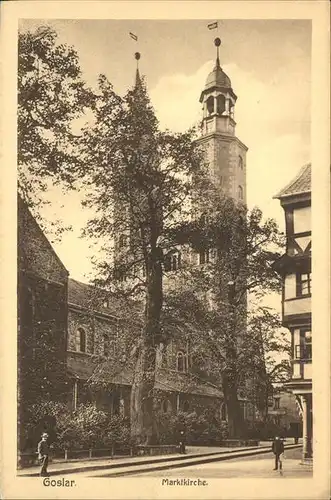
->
[130, 340, 157, 445]
[130, 245, 163, 445]
[223, 375, 244, 439]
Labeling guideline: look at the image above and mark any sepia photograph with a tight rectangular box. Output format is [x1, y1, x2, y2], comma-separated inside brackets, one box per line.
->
[1, 2, 330, 499]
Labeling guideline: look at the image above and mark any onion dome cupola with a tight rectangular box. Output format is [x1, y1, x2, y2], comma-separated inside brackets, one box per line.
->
[200, 38, 237, 136]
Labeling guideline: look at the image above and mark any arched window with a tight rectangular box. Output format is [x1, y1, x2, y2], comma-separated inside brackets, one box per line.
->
[216, 94, 226, 115]
[161, 399, 172, 414]
[103, 334, 110, 357]
[76, 328, 86, 353]
[176, 351, 187, 372]
[238, 156, 243, 170]
[220, 402, 227, 421]
[182, 400, 190, 412]
[206, 95, 214, 115]
[238, 185, 244, 200]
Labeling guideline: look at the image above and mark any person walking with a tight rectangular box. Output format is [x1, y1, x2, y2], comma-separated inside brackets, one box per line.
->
[178, 430, 186, 454]
[272, 436, 284, 471]
[37, 432, 50, 477]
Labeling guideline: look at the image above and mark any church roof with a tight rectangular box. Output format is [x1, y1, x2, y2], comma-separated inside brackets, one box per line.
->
[18, 195, 68, 283]
[205, 64, 232, 90]
[87, 362, 223, 399]
[199, 57, 236, 103]
[274, 163, 311, 199]
[68, 278, 142, 320]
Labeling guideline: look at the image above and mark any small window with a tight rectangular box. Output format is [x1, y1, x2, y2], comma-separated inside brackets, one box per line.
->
[238, 185, 244, 200]
[304, 330, 312, 359]
[238, 156, 243, 170]
[216, 94, 226, 115]
[76, 328, 86, 353]
[296, 273, 311, 297]
[176, 351, 187, 372]
[295, 331, 312, 360]
[199, 249, 210, 265]
[161, 399, 172, 414]
[206, 95, 214, 115]
[274, 398, 280, 409]
[103, 334, 110, 357]
[118, 234, 127, 248]
[182, 400, 190, 412]
[295, 344, 302, 359]
[200, 213, 209, 226]
[103, 298, 109, 308]
[164, 251, 181, 272]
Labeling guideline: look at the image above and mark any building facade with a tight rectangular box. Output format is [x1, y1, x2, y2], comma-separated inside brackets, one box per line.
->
[274, 163, 312, 461]
[17, 196, 69, 453]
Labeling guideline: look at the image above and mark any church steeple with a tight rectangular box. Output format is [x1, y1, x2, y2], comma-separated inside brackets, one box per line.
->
[197, 36, 247, 204]
[200, 38, 237, 136]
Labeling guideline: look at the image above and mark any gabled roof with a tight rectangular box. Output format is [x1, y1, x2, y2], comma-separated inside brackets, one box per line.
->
[18, 195, 68, 283]
[274, 163, 311, 199]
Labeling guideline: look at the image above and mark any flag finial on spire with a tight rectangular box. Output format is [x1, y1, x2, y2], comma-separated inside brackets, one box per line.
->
[214, 37, 221, 69]
[134, 52, 142, 87]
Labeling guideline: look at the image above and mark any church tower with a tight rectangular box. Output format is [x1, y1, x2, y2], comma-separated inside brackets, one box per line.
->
[198, 38, 247, 203]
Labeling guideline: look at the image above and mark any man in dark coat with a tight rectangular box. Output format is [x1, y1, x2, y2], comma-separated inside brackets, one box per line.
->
[37, 432, 50, 477]
[272, 436, 284, 470]
[178, 430, 186, 454]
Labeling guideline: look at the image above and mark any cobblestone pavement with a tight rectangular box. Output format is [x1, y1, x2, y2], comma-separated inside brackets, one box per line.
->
[129, 447, 313, 479]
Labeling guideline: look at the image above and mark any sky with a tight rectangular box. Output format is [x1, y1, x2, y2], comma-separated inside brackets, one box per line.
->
[20, 19, 311, 283]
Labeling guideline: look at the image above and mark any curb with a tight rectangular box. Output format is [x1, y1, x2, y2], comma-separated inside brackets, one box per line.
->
[98, 444, 302, 477]
[18, 444, 301, 477]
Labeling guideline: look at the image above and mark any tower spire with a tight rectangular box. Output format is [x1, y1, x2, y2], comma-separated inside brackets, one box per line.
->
[214, 37, 221, 70]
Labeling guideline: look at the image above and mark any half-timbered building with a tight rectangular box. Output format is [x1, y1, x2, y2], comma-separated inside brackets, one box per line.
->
[274, 163, 312, 462]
